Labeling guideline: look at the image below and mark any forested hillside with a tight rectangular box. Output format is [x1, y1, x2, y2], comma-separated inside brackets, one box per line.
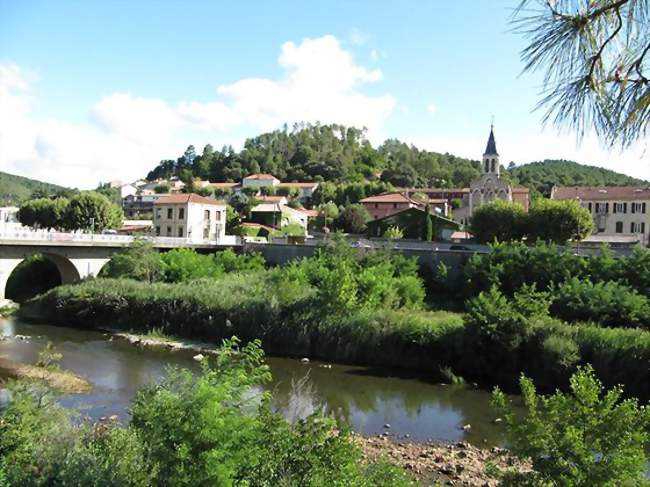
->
[144, 124, 647, 196]
[0, 171, 68, 206]
[146, 123, 482, 188]
[508, 160, 647, 198]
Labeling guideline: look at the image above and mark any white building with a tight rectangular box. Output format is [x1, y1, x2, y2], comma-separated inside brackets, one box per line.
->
[0, 207, 25, 235]
[242, 173, 280, 189]
[153, 194, 227, 243]
[551, 186, 650, 246]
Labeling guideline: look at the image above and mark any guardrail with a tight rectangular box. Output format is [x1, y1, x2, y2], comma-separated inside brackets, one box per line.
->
[0, 230, 235, 247]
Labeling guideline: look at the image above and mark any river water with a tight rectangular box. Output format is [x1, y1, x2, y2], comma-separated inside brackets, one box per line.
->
[0, 318, 511, 446]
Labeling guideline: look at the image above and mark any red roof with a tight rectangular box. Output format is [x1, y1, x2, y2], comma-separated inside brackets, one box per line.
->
[154, 194, 225, 206]
[255, 195, 286, 203]
[360, 192, 424, 205]
[243, 173, 278, 180]
[552, 186, 650, 201]
[277, 182, 319, 188]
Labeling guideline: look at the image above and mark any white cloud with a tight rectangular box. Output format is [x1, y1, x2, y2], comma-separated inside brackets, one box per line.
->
[0, 35, 395, 188]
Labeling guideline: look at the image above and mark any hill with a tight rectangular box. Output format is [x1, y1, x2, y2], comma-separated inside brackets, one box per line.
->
[0, 171, 68, 206]
[507, 160, 648, 198]
[144, 123, 647, 198]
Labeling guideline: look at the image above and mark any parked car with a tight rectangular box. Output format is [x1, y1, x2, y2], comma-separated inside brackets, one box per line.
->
[449, 244, 471, 251]
[101, 229, 118, 235]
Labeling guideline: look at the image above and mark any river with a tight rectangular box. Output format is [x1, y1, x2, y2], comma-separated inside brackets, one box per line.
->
[0, 318, 511, 446]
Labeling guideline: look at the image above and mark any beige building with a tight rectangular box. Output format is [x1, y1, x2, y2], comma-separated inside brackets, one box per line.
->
[242, 173, 280, 189]
[153, 194, 226, 243]
[551, 186, 650, 246]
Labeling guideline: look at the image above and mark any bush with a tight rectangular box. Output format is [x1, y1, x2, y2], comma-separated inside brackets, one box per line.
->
[551, 278, 650, 328]
[470, 200, 527, 243]
[492, 366, 650, 486]
[0, 340, 411, 486]
[527, 198, 593, 243]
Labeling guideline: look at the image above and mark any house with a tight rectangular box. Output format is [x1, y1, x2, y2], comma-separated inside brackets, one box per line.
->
[242, 173, 280, 189]
[0, 207, 25, 235]
[360, 192, 448, 220]
[249, 202, 310, 235]
[276, 181, 320, 200]
[123, 193, 167, 218]
[551, 186, 650, 246]
[120, 184, 138, 199]
[153, 193, 227, 243]
[254, 195, 288, 205]
[365, 207, 460, 240]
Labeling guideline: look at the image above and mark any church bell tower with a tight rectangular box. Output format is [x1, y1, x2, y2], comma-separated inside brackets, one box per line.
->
[482, 125, 499, 177]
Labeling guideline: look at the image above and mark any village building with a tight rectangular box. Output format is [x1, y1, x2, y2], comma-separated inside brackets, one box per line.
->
[359, 192, 448, 220]
[407, 126, 530, 224]
[365, 207, 460, 240]
[153, 193, 226, 243]
[242, 173, 281, 189]
[551, 186, 650, 246]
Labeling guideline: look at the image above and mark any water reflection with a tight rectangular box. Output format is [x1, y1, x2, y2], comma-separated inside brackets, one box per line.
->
[0, 318, 510, 445]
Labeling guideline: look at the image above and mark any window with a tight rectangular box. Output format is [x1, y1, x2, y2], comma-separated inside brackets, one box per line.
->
[588, 202, 592, 212]
[203, 226, 209, 239]
[166, 226, 172, 236]
[155, 226, 160, 236]
[614, 202, 627, 213]
[643, 222, 646, 234]
[631, 202, 644, 214]
[215, 211, 222, 221]
[616, 221, 623, 233]
[155, 208, 161, 219]
[178, 226, 183, 237]
[631, 222, 646, 233]
[393, 203, 397, 209]
[374, 203, 378, 209]
[204, 209, 211, 220]
[179, 208, 185, 219]
[167, 208, 173, 219]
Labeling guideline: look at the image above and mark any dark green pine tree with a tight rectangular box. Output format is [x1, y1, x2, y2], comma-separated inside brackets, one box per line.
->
[422, 204, 433, 241]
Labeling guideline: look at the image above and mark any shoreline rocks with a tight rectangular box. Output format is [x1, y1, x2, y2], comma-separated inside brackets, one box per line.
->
[104, 329, 219, 356]
[356, 435, 531, 486]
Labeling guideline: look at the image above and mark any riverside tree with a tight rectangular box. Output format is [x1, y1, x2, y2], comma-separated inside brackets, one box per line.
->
[527, 198, 593, 243]
[470, 200, 527, 243]
[514, 0, 650, 147]
[62, 191, 123, 231]
[493, 366, 650, 485]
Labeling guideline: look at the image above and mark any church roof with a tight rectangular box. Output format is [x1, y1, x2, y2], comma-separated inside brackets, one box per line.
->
[484, 126, 498, 155]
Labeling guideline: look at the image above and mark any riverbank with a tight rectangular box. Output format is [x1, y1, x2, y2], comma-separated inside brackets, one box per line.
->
[19, 277, 650, 401]
[357, 435, 530, 486]
[0, 356, 92, 393]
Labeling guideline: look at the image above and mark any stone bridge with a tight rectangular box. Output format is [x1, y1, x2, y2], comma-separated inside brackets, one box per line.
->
[0, 231, 236, 299]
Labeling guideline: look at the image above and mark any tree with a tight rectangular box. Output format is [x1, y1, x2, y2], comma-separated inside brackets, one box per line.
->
[383, 226, 404, 239]
[470, 200, 527, 243]
[527, 198, 593, 243]
[337, 204, 371, 234]
[154, 183, 170, 194]
[492, 366, 650, 485]
[62, 192, 123, 231]
[18, 198, 69, 230]
[101, 239, 163, 282]
[422, 204, 433, 241]
[514, 0, 650, 147]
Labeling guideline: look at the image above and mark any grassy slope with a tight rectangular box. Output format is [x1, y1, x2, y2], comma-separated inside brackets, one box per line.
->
[0, 171, 67, 206]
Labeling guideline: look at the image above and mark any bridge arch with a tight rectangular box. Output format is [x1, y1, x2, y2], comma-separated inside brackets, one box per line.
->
[0, 247, 111, 300]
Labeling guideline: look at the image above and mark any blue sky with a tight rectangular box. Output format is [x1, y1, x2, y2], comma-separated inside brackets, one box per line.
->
[1, 0, 647, 188]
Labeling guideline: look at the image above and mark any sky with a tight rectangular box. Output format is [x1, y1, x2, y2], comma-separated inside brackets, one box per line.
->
[1, 0, 648, 189]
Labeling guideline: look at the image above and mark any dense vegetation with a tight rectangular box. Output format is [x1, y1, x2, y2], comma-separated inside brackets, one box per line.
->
[508, 159, 647, 198]
[0, 171, 68, 206]
[17, 191, 123, 232]
[0, 339, 411, 486]
[470, 199, 593, 244]
[146, 123, 482, 188]
[20, 241, 650, 401]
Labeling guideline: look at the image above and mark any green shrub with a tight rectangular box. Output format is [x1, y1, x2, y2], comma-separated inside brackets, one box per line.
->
[493, 366, 650, 486]
[551, 278, 650, 328]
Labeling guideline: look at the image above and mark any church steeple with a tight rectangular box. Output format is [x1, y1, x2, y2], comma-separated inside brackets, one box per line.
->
[482, 124, 500, 176]
[484, 124, 498, 156]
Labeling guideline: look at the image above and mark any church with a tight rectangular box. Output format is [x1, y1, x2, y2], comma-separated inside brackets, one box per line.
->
[426, 126, 529, 225]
